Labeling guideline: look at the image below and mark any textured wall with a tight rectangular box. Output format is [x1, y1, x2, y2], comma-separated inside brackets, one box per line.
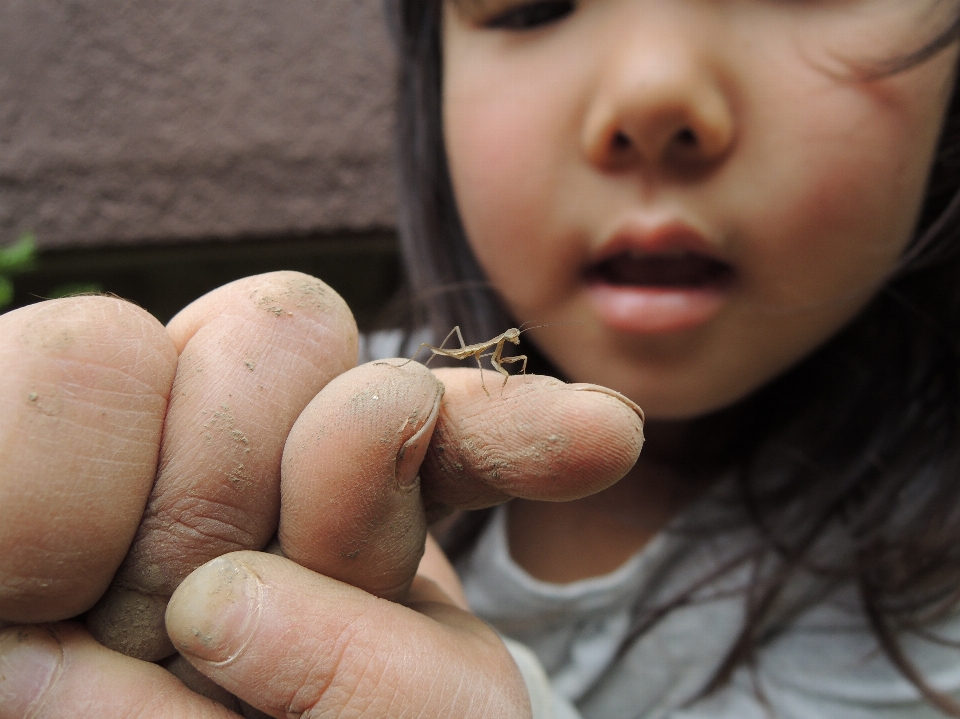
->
[0, 0, 398, 249]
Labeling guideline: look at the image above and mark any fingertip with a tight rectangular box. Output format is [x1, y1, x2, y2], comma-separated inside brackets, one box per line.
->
[0, 625, 61, 719]
[566, 382, 645, 458]
[279, 360, 442, 600]
[422, 370, 645, 505]
[166, 555, 263, 666]
[569, 382, 645, 426]
[166, 271, 358, 359]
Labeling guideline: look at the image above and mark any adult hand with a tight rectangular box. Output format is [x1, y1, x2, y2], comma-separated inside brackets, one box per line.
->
[81, 271, 358, 660]
[0, 274, 644, 717]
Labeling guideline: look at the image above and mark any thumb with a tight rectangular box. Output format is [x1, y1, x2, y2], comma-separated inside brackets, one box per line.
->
[166, 551, 532, 719]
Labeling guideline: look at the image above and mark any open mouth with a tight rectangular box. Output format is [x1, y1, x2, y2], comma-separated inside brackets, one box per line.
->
[584, 250, 735, 289]
[584, 250, 735, 333]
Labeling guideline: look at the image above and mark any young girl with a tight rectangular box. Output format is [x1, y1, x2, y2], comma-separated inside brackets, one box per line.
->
[3, 0, 960, 717]
[389, 0, 960, 715]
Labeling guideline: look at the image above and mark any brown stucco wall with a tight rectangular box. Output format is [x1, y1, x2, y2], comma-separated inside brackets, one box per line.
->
[0, 0, 398, 249]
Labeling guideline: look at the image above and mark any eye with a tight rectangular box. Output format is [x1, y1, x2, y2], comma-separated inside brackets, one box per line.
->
[486, 0, 574, 30]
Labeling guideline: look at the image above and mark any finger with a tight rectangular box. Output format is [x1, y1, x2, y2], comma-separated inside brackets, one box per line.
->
[165, 551, 530, 719]
[88, 271, 358, 661]
[278, 362, 642, 605]
[421, 368, 644, 511]
[278, 359, 441, 601]
[0, 623, 238, 719]
[0, 297, 177, 624]
[417, 533, 469, 610]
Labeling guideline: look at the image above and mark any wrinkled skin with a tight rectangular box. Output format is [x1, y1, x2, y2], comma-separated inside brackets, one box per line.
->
[0, 272, 644, 718]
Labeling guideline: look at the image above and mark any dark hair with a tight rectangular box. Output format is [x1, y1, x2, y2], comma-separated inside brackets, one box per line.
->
[387, 1, 960, 713]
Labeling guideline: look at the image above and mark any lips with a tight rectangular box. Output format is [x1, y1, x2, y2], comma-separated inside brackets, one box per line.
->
[584, 225, 734, 333]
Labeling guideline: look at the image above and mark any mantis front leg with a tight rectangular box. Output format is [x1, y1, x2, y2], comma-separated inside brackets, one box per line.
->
[481, 338, 527, 393]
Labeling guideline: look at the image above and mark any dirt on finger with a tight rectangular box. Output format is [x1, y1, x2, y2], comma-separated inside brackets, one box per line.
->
[420, 368, 645, 514]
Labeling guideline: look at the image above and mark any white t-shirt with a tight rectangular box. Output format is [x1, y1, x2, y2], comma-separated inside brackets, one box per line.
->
[360, 331, 960, 719]
[458, 505, 960, 719]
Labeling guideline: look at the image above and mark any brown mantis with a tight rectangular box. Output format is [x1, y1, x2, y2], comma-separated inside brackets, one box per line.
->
[400, 325, 535, 396]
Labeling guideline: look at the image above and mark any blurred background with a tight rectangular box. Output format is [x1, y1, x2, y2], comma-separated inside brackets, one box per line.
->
[0, 0, 402, 328]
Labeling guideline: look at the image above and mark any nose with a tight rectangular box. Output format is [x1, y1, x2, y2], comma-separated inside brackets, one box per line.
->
[582, 25, 735, 172]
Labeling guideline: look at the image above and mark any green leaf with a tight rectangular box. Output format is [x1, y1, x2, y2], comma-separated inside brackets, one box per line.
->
[0, 276, 13, 310]
[0, 232, 37, 274]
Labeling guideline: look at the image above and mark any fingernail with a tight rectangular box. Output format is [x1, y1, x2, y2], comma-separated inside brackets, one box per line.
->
[165, 556, 261, 665]
[569, 383, 645, 424]
[395, 384, 444, 487]
[0, 626, 61, 719]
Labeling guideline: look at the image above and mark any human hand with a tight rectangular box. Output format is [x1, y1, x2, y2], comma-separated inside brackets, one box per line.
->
[0, 542, 528, 718]
[0, 273, 644, 717]
[1, 271, 358, 632]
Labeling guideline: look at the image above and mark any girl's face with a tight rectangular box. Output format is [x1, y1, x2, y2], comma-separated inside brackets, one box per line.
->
[442, 0, 958, 419]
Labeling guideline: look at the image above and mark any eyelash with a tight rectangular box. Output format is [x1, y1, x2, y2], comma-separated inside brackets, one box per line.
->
[486, 0, 575, 30]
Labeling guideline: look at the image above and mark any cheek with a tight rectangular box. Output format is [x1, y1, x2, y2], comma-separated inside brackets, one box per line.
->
[446, 94, 550, 251]
[736, 81, 941, 310]
[444, 68, 581, 313]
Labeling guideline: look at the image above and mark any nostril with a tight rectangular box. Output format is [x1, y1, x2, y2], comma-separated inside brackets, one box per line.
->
[612, 131, 632, 150]
[674, 128, 697, 147]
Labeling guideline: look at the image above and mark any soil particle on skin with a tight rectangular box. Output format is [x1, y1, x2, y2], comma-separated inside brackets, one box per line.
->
[349, 386, 385, 408]
[191, 627, 216, 648]
[254, 277, 341, 319]
[177, 353, 204, 376]
[226, 463, 251, 491]
[537, 433, 570, 456]
[487, 458, 510, 482]
[257, 295, 285, 317]
[290, 278, 338, 314]
[25, 388, 62, 416]
[200, 405, 253, 459]
[203, 405, 236, 431]
[244, 360, 256, 371]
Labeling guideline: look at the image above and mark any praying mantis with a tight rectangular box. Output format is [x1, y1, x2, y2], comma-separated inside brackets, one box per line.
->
[400, 325, 532, 396]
